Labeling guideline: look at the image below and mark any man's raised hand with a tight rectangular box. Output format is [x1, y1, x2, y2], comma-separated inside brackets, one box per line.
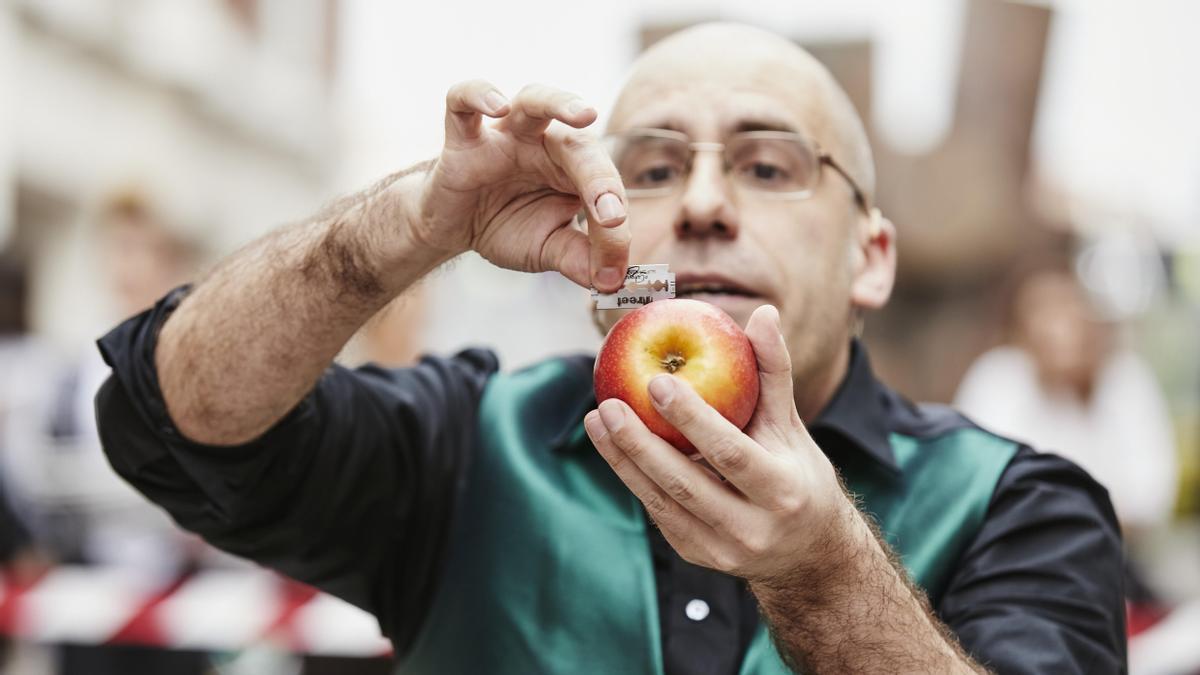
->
[411, 80, 631, 292]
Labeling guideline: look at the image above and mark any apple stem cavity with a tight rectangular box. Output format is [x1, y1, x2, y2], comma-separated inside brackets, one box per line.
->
[661, 352, 687, 373]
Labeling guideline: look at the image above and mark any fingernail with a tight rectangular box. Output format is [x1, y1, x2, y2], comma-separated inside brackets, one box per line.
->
[596, 193, 624, 222]
[598, 400, 625, 433]
[584, 410, 607, 441]
[597, 266, 622, 289]
[648, 375, 674, 407]
[771, 305, 783, 333]
[484, 91, 508, 113]
[567, 99, 590, 116]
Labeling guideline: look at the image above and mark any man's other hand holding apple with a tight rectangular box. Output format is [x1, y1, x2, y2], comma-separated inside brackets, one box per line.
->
[585, 300, 974, 673]
[585, 302, 858, 585]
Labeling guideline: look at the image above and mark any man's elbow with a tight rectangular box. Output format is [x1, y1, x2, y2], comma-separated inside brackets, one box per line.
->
[93, 375, 167, 482]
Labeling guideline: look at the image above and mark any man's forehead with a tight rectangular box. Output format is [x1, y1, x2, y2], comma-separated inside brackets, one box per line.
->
[608, 85, 826, 140]
[607, 28, 836, 139]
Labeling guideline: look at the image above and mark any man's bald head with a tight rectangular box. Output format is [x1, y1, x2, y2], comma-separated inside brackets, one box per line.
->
[608, 22, 875, 203]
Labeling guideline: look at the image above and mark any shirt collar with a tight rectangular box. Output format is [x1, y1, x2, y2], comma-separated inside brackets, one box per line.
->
[809, 339, 900, 475]
[555, 340, 899, 476]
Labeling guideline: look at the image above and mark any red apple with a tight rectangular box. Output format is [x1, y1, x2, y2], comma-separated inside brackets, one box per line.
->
[594, 299, 760, 453]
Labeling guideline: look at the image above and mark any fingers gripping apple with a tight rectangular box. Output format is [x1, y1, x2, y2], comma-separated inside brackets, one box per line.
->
[594, 299, 760, 453]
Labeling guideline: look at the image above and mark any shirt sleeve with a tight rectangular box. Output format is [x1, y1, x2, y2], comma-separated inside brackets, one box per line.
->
[936, 447, 1127, 675]
[93, 286, 499, 654]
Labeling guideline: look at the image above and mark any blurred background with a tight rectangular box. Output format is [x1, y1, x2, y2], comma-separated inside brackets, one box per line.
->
[0, 0, 1197, 673]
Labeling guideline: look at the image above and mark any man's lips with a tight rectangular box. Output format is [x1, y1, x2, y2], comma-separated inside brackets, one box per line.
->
[673, 272, 765, 300]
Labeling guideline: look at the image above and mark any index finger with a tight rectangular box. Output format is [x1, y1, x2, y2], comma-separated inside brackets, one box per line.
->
[585, 204, 631, 292]
[544, 127, 630, 291]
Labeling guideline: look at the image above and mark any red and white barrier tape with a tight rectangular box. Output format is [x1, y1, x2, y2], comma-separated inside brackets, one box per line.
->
[0, 566, 393, 657]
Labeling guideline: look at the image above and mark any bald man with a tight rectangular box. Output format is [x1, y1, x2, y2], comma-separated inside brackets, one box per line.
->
[95, 24, 1124, 674]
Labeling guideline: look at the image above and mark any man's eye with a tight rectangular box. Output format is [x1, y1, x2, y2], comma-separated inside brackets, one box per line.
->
[747, 162, 787, 182]
[635, 165, 678, 185]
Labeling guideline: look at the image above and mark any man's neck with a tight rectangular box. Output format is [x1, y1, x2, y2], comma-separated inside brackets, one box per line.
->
[792, 339, 852, 423]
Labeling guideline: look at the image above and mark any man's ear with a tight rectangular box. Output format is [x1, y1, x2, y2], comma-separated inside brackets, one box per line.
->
[850, 208, 896, 310]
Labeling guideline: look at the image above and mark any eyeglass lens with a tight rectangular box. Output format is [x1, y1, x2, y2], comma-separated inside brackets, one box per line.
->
[611, 133, 820, 196]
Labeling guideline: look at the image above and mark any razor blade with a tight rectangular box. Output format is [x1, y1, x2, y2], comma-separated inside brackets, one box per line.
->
[591, 264, 676, 309]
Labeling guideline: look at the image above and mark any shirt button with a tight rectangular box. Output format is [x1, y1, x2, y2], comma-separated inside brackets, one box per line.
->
[685, 598, 710, 622]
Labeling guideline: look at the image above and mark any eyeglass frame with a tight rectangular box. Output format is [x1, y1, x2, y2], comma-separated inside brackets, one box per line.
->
[604, 127, 870, 214]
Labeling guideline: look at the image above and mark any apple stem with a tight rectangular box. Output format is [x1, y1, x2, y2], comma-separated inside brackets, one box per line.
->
[661, 353, 686, 373]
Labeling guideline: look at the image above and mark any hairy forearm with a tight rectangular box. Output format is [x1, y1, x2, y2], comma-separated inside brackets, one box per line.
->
[156, 161, 451, 445]
[749, 502, 987, 674]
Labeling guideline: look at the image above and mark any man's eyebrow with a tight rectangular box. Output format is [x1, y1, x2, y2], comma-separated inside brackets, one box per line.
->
[633, 119, 686, 133]
[731, 118, 799, 134]
[623, 117, 801, 135]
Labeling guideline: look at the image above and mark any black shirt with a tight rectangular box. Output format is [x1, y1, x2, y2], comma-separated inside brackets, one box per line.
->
[95, 288, 1126, 674]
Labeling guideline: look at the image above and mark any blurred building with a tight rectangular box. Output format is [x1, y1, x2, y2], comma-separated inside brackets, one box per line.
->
[1, 0, 339, 347]
[1, 2, 349, 672]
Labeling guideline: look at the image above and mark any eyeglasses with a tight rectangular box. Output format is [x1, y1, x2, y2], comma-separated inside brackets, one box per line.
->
[605, 128, 868, 212]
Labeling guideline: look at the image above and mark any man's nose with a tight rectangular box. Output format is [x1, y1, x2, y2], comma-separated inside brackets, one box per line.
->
[675, 153, 739, 240]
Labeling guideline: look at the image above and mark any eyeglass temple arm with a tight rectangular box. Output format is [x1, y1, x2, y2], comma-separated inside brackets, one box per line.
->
[820, 154, 870, 213]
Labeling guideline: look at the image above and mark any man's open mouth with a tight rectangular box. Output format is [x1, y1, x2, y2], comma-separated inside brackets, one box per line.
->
[674, 275, 760, 300]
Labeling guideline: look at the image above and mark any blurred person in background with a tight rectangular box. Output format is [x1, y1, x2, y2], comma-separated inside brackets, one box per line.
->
[33, 190, 204, 577]
[0, 256, 50, 670]
[0, 256, 57, 573]
[955, 267, 1179, 532]
[1, 192, 213, 674]
[0, 476, 33, 571]
[93, 24, 1125, 674]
